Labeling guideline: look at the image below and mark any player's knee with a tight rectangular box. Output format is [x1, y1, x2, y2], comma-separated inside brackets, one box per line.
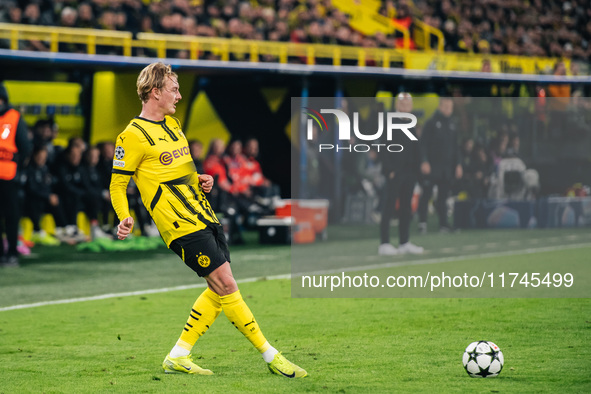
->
[207, 265, 238, 296]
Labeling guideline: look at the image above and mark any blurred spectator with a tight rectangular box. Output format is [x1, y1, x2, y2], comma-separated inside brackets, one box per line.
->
[54, 144, 88, 243]
[379, 93, 423, 255]
[0, 83, 32, 267]
[243, 137, 280, 201]
[489, 132, 509, 170]
[203, 138, 232, 211]
[3, 0, 591, 62]
[96, 141, 115, 231]
[32, 119, 61, 169]
[223, 139, 251, 197]
[81, 146, 111, 240]
[24, 146, 62, 246]
[418, 97, 462, 233]
[188, 139, 204, 174]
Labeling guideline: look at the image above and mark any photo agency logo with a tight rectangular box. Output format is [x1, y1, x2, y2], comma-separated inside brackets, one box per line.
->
[303, 106, 418, 153]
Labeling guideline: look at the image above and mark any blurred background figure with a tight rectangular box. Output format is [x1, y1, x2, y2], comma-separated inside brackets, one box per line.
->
[418, 97, 462, 233]
[378, 93, 423, 256]
[189, 139, 204, 174]
[0, 83, 31, 267]
[24, 146, 62, 246]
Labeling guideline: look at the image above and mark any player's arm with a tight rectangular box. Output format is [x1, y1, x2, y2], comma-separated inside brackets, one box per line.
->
[110, 131, 144, 239]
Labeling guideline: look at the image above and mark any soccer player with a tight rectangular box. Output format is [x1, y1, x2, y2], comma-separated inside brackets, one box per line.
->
[110, 62, 307, 378]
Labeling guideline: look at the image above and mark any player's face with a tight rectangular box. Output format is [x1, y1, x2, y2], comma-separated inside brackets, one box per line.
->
[160, 76, 182, 115]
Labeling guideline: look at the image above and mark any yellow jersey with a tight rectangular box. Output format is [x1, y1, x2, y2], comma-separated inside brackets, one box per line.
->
[110, 116, 219, 246]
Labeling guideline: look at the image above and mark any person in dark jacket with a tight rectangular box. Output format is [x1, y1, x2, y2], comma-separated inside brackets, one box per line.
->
[81, 146, 111, 239]
[0, 83, 32, 267]
[24, 146, 64, 246]
[378, 93, 424, 255]
[54, 144, 88, 242]
[417, 97, 463, 233]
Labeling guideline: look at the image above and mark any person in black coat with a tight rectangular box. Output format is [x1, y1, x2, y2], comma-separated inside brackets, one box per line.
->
[417, 97, 463, 233]
[81, 146, 111, 239]
[378, 93, 424, 255]
[54, 144, 88, 242]
[24, 146, 65, 245]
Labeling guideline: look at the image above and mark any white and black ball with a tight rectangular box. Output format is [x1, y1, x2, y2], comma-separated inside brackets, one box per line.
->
[462, 341, 504, 378]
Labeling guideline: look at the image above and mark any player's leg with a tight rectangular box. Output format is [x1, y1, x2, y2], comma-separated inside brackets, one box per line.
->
[163, 233, 225, 375]
[435, 178, 451, 230]
[418, 179, 432, 234]
[206, 262, 307, 378]
[379, 178, 399, 255]
[397, 177, 424, 254]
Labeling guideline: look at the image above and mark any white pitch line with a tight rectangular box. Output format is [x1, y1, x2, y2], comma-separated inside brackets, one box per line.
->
[0, 273, 291, 312]
[1, 242, 590, 312]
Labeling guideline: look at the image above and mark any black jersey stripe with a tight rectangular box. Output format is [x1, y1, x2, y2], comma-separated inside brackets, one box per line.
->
[166, 185, 199, 215]
[188, 184, 219, 224]
[171, 116, 181, 127]
[162, 174, 194, 186]
[150, 186, 162, 211]
[161, 123, 179, 141]
[169, 202, 197, 225]
[112, 168, 135, 175]
[131, 122, 155, 146]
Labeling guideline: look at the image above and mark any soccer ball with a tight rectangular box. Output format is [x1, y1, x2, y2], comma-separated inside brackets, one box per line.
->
[462, 341, 504, 378]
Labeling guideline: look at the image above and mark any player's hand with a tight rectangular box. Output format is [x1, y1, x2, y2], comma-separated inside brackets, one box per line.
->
[455, 164, 463, 179]
[421, 162, 431, 175]
[117, 216, 134, 240]
[198, 174, 214, 193]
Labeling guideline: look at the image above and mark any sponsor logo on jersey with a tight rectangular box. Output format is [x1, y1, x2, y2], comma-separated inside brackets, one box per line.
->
[113, 160, 125, 167]
[159, 146, 190, 165]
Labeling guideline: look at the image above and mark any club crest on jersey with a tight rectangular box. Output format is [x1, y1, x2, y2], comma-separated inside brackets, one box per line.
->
[115, 146, 125, 160]
[197, 254, 210, 267]
[159, 146, 190, 165]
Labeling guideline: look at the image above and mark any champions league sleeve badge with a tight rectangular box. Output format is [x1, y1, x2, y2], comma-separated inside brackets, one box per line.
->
[115, 146, 125, 160]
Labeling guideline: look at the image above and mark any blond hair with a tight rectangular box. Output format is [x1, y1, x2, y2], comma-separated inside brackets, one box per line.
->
[136, 62, 178, 103]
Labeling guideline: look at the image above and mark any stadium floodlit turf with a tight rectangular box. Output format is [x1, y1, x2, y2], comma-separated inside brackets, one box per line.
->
[0, 227, 590, 392]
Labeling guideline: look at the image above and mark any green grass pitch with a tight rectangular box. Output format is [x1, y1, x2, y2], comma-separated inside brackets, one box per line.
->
[0, 227, 590, 392]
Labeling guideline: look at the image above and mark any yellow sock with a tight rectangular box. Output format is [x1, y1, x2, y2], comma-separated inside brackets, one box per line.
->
[176, 287, 222, 352]
[220, 290, 270, 353]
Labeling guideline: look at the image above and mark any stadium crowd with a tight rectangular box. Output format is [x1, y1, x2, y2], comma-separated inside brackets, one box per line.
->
[0, 0, 590, 61]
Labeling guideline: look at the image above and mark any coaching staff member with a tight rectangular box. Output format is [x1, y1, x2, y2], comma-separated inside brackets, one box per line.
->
[0, 83, 31, 267]
[110, 63, 306, 378]
[378, 93, 424, 255]
[417, 97, 462, 233]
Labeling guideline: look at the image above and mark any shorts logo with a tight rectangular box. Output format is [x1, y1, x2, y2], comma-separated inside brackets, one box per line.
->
[115, 146, 125, 160]
[197, 254, 210, 268]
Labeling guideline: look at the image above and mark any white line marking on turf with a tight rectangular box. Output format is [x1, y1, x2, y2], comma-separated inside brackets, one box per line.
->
[0, 274, 291, 312]
[1, 242, 590, 312]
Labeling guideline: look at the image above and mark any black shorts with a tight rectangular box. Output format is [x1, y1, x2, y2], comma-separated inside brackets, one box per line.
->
[169, 224, 231, 277]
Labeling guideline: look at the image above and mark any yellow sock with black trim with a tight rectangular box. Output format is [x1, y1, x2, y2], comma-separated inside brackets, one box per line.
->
[173, 287, 221, 355]
[220, 290, 270, 353]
